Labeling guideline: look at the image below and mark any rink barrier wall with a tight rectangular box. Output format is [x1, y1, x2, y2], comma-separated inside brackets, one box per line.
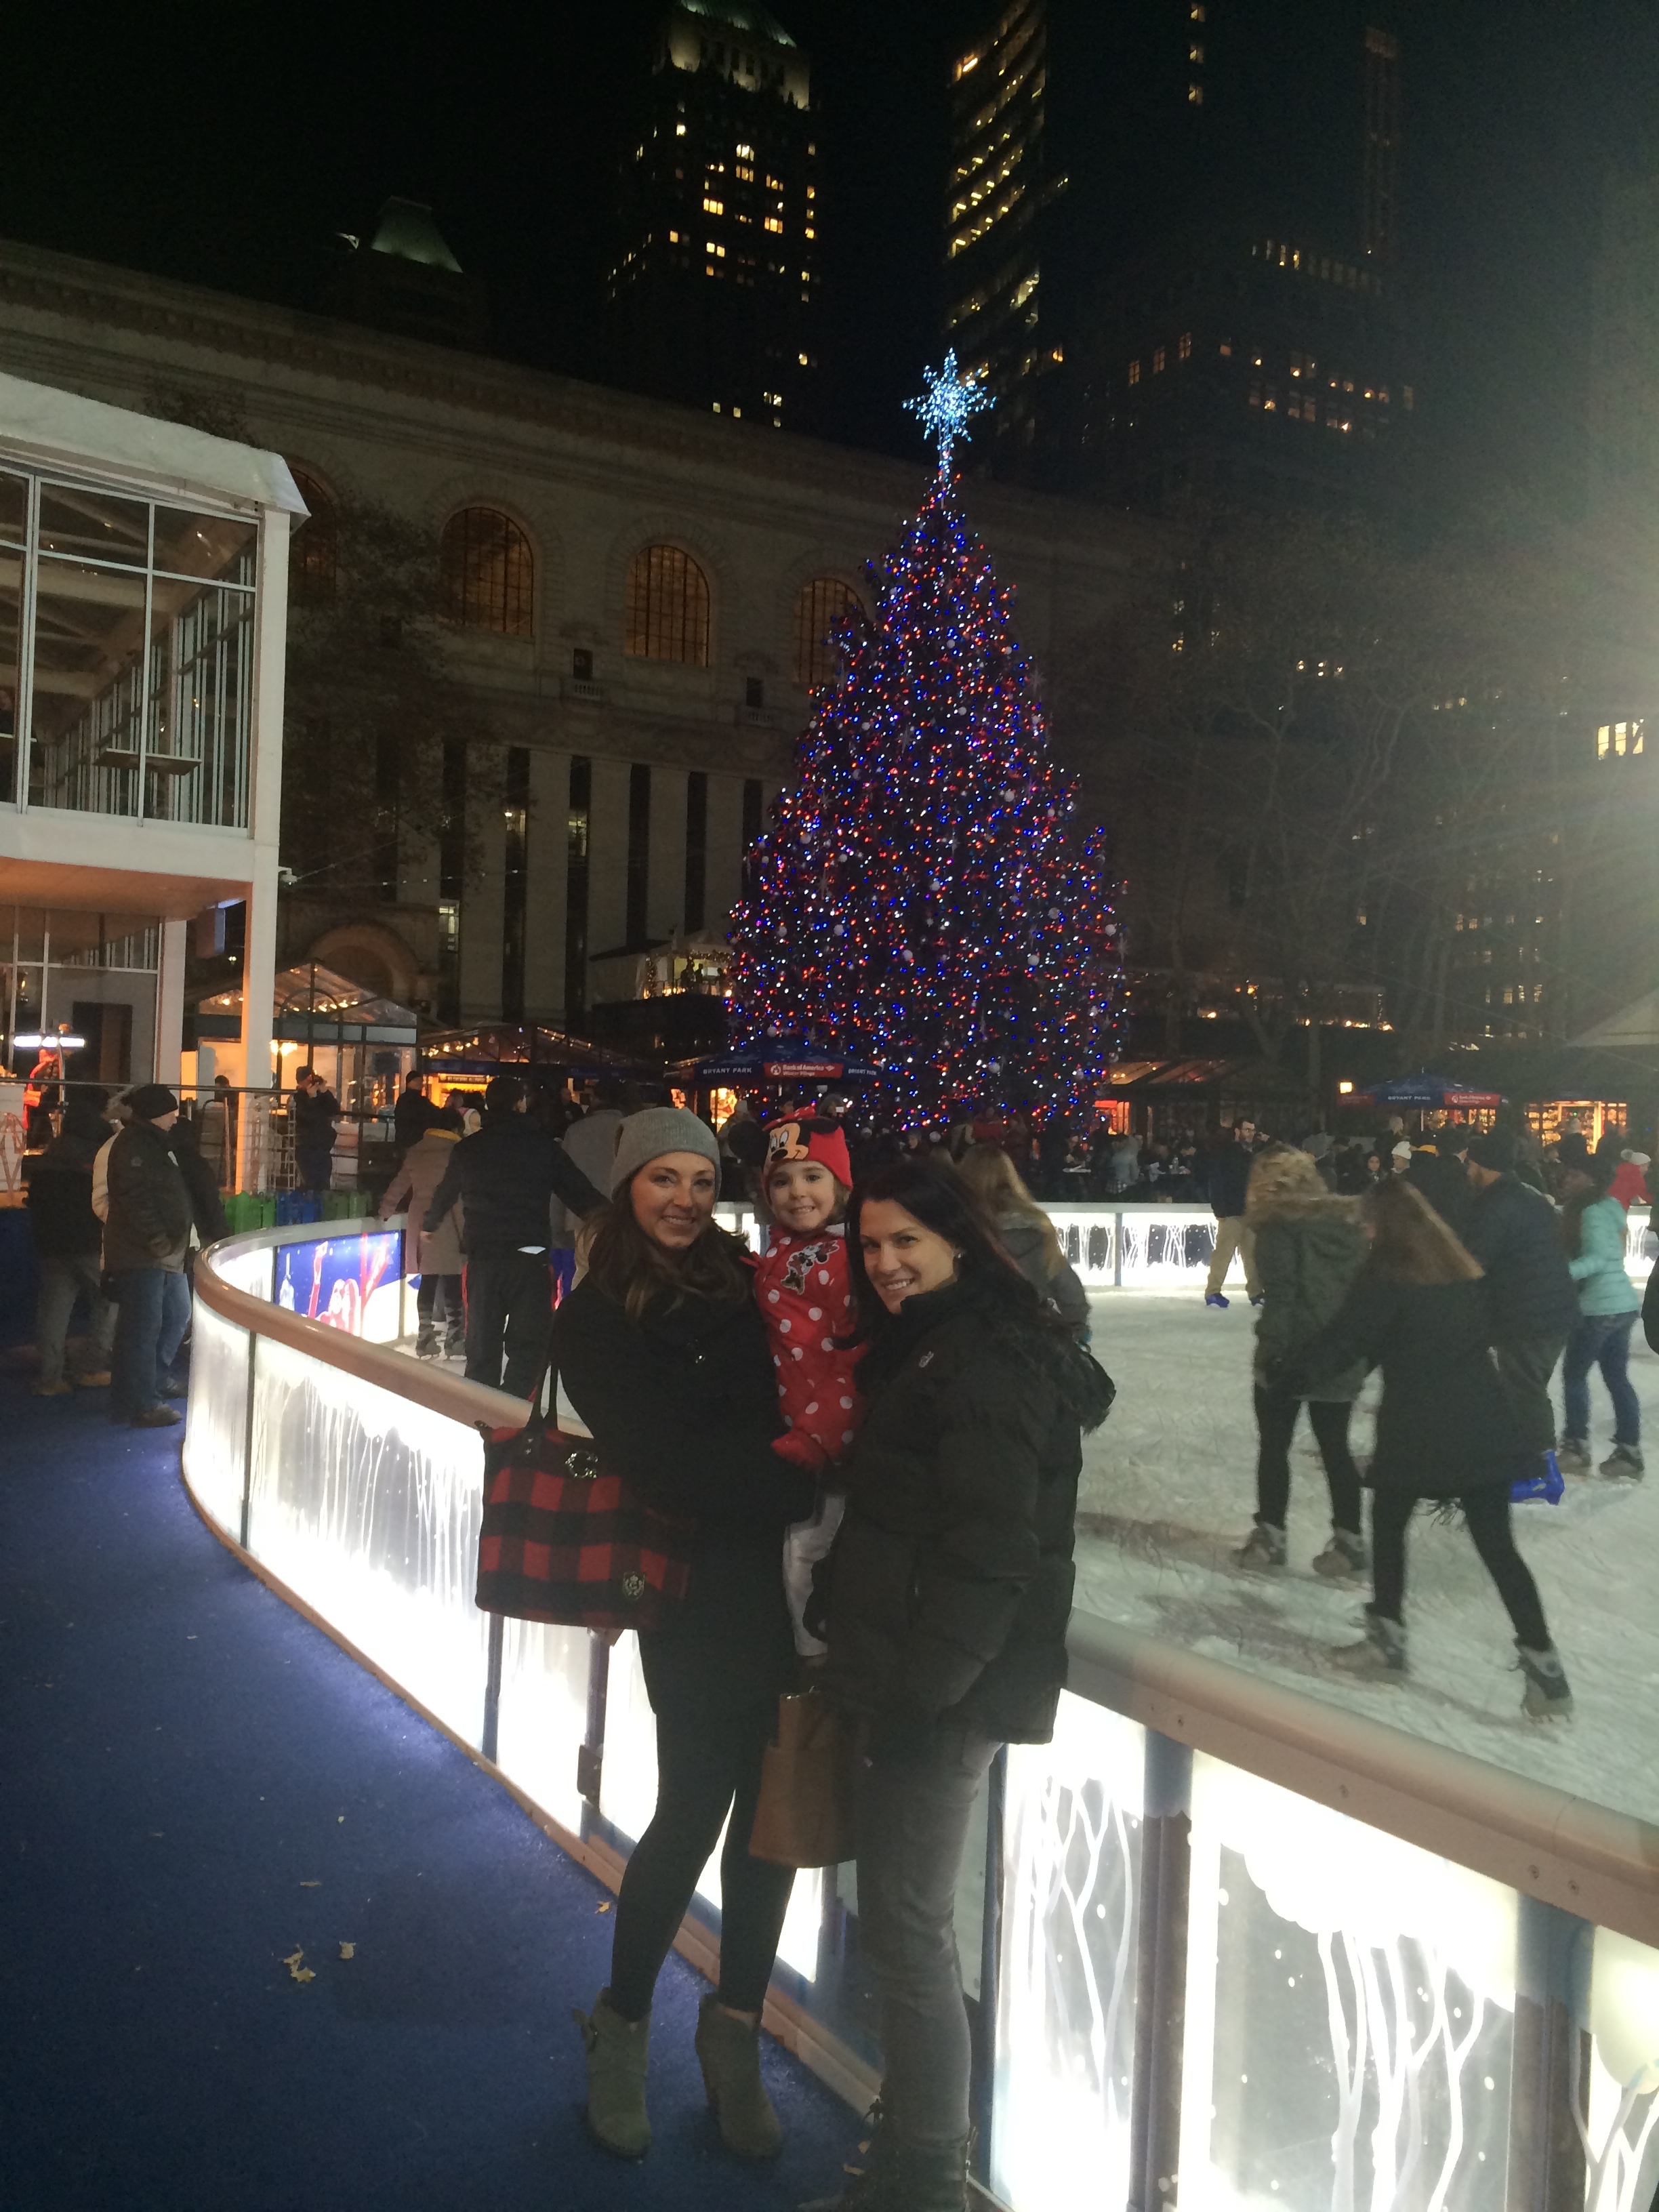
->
[721, 1201, 1657, 1296]
[184, 1220, 1659, 2212]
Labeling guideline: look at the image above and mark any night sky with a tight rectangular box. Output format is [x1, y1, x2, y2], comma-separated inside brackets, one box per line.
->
[3, 0, 1657, 501]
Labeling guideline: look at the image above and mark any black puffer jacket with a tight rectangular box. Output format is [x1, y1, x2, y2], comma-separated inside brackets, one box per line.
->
[26, 1128, 104, 1257]
[426, 1113, 602, 1254]
[103, 1120, 192, 1273]
[1462, 1174, 1576, 1344]
[1281, 1269, 1526, 1497]
[821, 1275, 1113, 1746]
[556, 1265, 814, 1721]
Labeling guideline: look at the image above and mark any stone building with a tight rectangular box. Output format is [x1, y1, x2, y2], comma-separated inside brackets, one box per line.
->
[0, 235, 1148, 1042]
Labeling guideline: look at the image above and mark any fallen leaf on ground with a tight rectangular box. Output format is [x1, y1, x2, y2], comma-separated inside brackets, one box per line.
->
[282, 1949, 315, 1984]
[299, 1880, 321, 1888]
[339, 1942, 355, 1960]
[594, 1902, 611, 1914]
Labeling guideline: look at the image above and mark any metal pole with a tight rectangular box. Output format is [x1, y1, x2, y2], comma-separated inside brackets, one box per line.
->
[238, 1330, 259, 1551]
[577, 1630, 611, 1811]
[481, 1612, 505, 1763]
[970, 1746, 1008, 2190]
[1128, 1729, 1193, 2212]
[1509, 1893, 1593, 2212]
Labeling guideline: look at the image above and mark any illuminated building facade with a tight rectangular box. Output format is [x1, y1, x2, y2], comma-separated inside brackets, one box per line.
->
[607, 0, 819, 432]
[944, 0, 1414, 511]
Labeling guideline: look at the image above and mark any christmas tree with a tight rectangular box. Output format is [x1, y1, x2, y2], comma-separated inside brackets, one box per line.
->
[729, 354, 1120, 1124]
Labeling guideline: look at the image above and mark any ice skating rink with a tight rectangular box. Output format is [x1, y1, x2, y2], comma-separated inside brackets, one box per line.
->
[1075, 1292, 1659, 1824]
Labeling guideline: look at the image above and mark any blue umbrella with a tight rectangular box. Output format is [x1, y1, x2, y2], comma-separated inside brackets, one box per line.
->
[1347, 1071, 1503, 1109]
[692, 1034, 882, 1084]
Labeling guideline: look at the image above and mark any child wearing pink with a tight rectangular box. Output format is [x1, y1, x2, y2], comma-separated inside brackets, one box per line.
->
[756, 1116, 864, 1655]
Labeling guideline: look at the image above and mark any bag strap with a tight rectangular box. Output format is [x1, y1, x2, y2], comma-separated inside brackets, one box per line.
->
[524, 1319, 559, 1429]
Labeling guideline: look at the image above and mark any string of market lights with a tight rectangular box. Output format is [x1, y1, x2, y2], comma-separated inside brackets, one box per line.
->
[729, 359, 1120, 1121]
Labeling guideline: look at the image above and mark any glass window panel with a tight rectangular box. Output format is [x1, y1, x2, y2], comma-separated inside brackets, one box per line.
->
[0, 552, 18, 804]
[151, 506, 256, 588]
[37, 483, 149, 569]
[30, 561, 147, 819]
[0, 471, 26, 548]
[145, 575, 253, 829]
[47, 910, 161, 970]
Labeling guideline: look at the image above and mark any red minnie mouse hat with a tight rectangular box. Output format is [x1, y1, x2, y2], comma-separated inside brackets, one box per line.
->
[763, 1115, 853, 1188]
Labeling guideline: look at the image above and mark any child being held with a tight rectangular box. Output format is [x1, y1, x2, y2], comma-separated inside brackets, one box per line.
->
[757, 1115, 864, 1656]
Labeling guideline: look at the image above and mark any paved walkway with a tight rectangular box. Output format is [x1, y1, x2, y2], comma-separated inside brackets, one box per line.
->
[0, 1359, 857, 2212]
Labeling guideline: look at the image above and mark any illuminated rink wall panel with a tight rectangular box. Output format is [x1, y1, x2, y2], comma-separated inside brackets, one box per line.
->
[184, 1221, 1659, 2212]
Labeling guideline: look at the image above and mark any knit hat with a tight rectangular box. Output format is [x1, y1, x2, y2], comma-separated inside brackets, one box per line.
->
[609, 1106, 722, 1195]
[1391, 1140, 1414, 1160]
[127, 1083, 178, 1120]
[762, 1114, 853, 1189]
[1469, 1129, 1515, 1172]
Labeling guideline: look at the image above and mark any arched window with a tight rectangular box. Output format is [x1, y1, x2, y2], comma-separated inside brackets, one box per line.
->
[625, 544, 710, 665]
[440, 507, 533, 635]
[792, 576, 861, 690]
[287, 468, 337, 602]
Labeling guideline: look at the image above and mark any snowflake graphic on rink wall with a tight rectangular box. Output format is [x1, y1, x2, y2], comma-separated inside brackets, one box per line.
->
[729, 356, 1121, 1123]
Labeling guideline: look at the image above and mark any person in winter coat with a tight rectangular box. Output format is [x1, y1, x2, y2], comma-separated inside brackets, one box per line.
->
[102, 1084, 195, 1429]
[1462, 1129, 1578, 1465]
[391, 1075, 430, 1161]
[556, 1109, 816, 2165]
[1407, 1126, 1472, 1241]
[954, 1142, 1090, 1340]
[800, 1158, 1113, 2212]
[1277, 1177, 1572, 1718]
[1232, 1147, 1370, 1576]
[26, 1090, 117, 1394]
[290, 1069, 338, 1191]
[1609, 1150, 1651, 1210]
[1557, 1158, 1643, 1478]
[1203, 1118, 1263, 1308]
[380, 1107, 466, 1358]
[422, 1075, 603, 1396]
[754, 1115, 864, 1657]
[550, 1088, 627, 1296]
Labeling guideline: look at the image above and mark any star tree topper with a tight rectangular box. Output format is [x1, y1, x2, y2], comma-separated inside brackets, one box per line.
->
[905, 350, 992, 473]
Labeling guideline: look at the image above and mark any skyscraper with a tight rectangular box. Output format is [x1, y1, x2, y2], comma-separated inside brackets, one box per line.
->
[943, 0, 1412, 509]
[607, 0, 819, 431]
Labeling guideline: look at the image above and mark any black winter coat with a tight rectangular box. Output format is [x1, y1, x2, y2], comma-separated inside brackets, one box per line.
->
[292, 1088, 339, 1150]
[1207, 1139, 1256, 1220]
[1250, 1192, 1368, 1399]
[1406, 1149, 1473, 1243]
[425, 1113, 602, 1254]
[26, 1130, 104, 1257]
[103, 1122, 193, 1273]
[1283, 1270, 1526, 1497]
[821, 1276, 1113, 1746]
[1462, 1175, 1577, 1345]
[556, 1268, 814, 1721]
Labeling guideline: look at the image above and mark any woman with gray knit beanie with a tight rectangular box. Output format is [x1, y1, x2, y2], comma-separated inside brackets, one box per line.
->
[557, 1108, 815, 2163]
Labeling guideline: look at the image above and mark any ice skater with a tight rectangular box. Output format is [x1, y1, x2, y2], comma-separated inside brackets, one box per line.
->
[1275, 1177, 1572, 1719]
[1557, 1155, 1643, 1478]
[1232, 1146, 1370, 1577]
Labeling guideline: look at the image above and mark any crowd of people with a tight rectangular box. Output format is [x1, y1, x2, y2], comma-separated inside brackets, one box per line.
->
[19, 1061, 1653, 2209]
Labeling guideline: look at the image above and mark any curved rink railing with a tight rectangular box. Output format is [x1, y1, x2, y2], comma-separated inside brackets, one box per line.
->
[184, 1214, 1659, 2212]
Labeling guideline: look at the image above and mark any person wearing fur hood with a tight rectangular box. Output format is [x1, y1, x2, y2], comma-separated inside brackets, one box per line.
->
[1234, 1145, 1370, 1578]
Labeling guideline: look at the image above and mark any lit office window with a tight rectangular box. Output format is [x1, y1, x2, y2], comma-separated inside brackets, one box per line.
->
[626, 545, 711, 665]
[440, 508, 533, 636]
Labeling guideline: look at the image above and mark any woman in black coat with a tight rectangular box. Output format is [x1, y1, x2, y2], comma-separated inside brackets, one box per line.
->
[554, 1109, 815, 2164]
[1280, 1176, 1572, 1719]
[800, 1160, 1113, 2212]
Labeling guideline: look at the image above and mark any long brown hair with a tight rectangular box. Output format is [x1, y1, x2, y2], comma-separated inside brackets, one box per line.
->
[580, 1181, 752, 1322]
[1366, 1176, 1483, 1285]
[1558, 1155, 1614, 1258]
[952, 1143, 1066, 1279]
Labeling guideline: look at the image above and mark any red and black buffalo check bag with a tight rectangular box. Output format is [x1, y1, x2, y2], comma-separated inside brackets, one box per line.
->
[474, 1344, 691, 1632]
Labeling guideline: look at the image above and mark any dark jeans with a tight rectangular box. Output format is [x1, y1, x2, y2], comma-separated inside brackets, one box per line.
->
[1562, 1311, 1641, 1445]
[1371, 1487, 1551, 1650]
[110, 1267, 192, 1419]
[1253, 1387, 1363, 1532]
[35, 1252, 117, 1387]
[855, 1723, 1000, 2151]
[608, 1701, 796, 2021]
[415, 1272, 463, 1349]
[1493, 1334, 1567, 1457]
[462, 1248, 552, 1397]
[295, 1146, 333, 1193]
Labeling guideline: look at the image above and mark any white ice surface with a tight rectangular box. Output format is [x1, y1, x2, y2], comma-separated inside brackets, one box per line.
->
[1077, 1292, 1659, 1827]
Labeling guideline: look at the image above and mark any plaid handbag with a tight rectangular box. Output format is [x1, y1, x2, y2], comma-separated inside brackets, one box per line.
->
[474, 1340, 692, 1632]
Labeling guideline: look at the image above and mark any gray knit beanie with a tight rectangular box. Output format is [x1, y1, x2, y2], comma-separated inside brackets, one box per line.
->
[609, 1106, 722, 1195]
